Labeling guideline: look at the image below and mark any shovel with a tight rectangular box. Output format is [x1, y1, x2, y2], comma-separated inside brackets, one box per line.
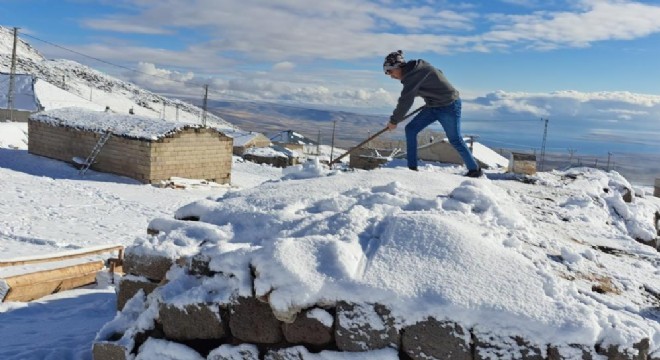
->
[329, 106, 425, 166]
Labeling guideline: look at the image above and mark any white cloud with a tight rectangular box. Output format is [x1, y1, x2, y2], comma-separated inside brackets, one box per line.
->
[481, 0, 660, 50]
[122, 62, 197, 95]
[463, 89, 660, 145]
[81, 18, 171, 35]
[273, 62, 295, 71]
[74, 0, 660, 63]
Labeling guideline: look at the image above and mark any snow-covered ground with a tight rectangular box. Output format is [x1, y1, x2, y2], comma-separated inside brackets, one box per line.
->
[1, 121, 659, 359]
[0, 122, 282, 359]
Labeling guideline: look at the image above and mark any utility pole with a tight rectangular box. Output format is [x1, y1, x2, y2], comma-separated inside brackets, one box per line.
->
[175, 104, 180, 122]
[330, 120, 337, 163]
[568, 148, 577, 165]
[161, 102, 166, 120]
[316, 129, 321, 156]
[539, 118, 549, 171]
[201, 84, 209, 126]
[606, 151, 613, 171]
[6, 27, 19, 121]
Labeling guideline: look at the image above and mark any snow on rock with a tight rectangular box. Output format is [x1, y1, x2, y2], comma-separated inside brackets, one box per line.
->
[307, 308, 334, 328]
[123, 166, 660, 353]
[136, 338, 205, 360]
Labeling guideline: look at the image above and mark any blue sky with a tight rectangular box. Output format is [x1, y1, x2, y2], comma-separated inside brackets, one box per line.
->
[2, 0, 660, 156]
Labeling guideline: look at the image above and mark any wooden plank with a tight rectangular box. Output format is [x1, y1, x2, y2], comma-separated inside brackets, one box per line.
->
[2, 261, 104, 302]
[4, 271, 99, 302]
[0, 245, 123, 268]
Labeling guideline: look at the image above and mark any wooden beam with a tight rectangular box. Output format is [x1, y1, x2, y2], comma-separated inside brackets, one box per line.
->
[0, 245, 124, 268]
[1, 261, 104, 302]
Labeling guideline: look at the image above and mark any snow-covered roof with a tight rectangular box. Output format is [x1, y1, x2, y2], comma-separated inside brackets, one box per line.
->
[243, 145, 299, 158]
[0, 73, 40, 111]
[471, 142, 509, 168]
[271, 130, 317, 145]
[223, 130, 269, 147]
[30, 107, 215, 141]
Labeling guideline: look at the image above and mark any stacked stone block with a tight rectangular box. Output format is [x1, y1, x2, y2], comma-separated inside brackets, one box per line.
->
[94, 249, 656, 360]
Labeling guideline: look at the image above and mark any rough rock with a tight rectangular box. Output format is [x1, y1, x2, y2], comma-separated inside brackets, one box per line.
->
[334, 302, 399, 351]
[116, 276, 159, 311]
[474, 332, 545, 360]
[207, 344, 260, 360]
[401, 318, 471, 360]
[547, 344, 596, 359]
[282, 308, 333, 347]
[596, 338, 650, 360]
[92, 342, 130, 360]
[229, 296, 283, 344]
[159, 303, 226, 341]
[123, 252, 174, 281]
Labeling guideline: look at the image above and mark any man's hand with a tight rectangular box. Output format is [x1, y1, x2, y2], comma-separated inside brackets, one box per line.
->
[386, 122, 397, 131]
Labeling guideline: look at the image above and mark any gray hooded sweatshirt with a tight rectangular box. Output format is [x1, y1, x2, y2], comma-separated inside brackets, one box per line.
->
[389, 59, 459, 124]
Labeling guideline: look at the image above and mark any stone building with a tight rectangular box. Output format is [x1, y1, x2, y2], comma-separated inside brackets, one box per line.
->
[28, 107, 233, 184]
[227, 130, 271, 155]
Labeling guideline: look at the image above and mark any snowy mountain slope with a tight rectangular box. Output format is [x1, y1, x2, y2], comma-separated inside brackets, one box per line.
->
[0, 26, 234, 129]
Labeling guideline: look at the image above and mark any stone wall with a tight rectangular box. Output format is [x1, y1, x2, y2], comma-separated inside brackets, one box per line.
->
[349, 147, 390, 170]
[28, 121, 232, 184]
[509, 152, 537, 175]
[243, 154, 296, 168]
[0, 109, 31, 122]
[94, 250, 655, 360]
[149, 128, 232, 184]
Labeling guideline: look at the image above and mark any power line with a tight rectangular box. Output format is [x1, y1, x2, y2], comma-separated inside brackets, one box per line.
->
[20, 32, 207, 89]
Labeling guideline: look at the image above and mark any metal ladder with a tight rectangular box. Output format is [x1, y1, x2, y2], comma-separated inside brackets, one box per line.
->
[79, 130, 112, 175]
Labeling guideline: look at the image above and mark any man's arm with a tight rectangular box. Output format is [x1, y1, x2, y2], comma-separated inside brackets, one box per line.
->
[389, 67, 432, 124]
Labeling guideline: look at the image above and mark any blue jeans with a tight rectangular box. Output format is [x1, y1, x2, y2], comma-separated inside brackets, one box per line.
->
[405, 99, 479, 170]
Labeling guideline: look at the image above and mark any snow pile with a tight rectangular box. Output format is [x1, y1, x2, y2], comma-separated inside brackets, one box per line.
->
[282, 158, 337, 180]
[0, 122, 27, 149]
[133, 166, 660, 353]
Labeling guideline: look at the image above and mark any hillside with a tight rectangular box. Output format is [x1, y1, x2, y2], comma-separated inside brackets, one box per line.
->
[0, 26, 233, 129]
[199, 99, 392, 148]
